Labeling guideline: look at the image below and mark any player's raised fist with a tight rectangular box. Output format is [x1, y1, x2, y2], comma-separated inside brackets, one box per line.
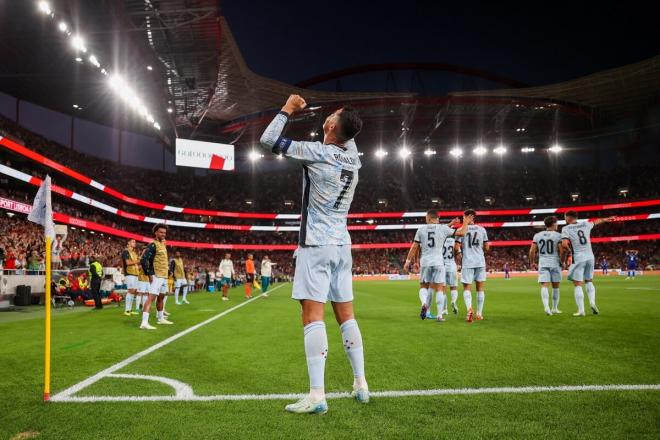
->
[283, 95, 307, 113]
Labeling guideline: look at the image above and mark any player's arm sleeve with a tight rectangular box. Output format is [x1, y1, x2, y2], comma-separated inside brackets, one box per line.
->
[413, 228, 421, 243]
[121, 250, 129, 262]
[259, 112, 289, 153]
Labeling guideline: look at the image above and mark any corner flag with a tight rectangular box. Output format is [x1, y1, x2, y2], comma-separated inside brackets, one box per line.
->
[27, 175, 55, 239]
[28, 175, 55, 402]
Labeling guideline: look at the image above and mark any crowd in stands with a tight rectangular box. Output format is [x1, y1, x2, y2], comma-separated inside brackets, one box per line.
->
[1, 115, 658, 279]
[2, 114, 659, 216]
[1, 212, 657, 279]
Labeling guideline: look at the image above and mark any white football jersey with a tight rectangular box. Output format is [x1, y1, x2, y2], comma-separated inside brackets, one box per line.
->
[261, 112, 361, 246]
[414, 223, 455, 267]
[533, 230, 562, 268]
[561, 221, 595, 263]
[443, 237, 457, 272]
[457, 225, 488, 269]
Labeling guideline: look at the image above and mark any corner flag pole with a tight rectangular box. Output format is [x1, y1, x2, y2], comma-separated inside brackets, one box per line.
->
[27, 175, 55, 402]
[44, 235, 52, 402]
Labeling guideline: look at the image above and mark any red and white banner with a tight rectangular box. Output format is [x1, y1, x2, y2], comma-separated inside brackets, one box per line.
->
[2, 164, 660, 231]
[2, 200, 657, 251]
[2, 135, 660, 220]
[0, 197, 32, 214]
[175, 138, 234, 171]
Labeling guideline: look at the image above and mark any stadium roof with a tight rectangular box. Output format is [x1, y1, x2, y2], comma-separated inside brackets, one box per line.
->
[452, 55, 660, 120]
[202, 17, 413, 124]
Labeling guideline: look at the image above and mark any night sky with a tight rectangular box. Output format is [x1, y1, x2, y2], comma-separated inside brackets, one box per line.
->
[222, 0, 659, 88]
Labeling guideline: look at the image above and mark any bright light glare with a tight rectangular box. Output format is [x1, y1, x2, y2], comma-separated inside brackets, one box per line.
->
[167, 108, 173, 113]
[88, 55, 100, 68]
[71, 35, 87, 53]
[549, 144, 563, 153]
[424, 149, 436, 156]
[493, 145, 507, 155]
[375, 149, 388, 158]
[473, 145, 487, 156]
[58, 22, 68, 32]
[521, 147, 535, 153]
[248, 151, 263, 162]
[449, 146, 463, 158]
[38, 2, 52, 14]
[398, 147, 411, 158]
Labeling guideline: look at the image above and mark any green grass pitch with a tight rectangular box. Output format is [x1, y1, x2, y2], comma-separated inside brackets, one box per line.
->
[1, 276, 659, 439]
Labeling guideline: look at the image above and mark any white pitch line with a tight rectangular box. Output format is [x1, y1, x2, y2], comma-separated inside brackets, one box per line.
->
[51, 283, 289, 401]
[50, 384, 660, 403]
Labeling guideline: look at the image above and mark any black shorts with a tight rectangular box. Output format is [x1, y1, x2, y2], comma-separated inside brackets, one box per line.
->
[246, 273, 255, 283]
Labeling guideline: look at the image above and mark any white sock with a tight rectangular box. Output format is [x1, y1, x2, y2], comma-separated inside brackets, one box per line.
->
[442, 292, 449, 313]
[163, 296, 168, 308]
[304, 321, 328, 400]
[540, 287, 550, 311]
[125, 293, 134, 312]
[134, 295, 142, 311]
[463, 290, 472, 310]
[157, 310, 164, 321]
[175, 287, 180, 303]
[574, 286, 585, 313]
[418, 288, 427, 306]
[552, 288, 560, 310]
[450, 289, 458, 305]
[476, 291, 485, 315]
[182, 286, 188, 301]
[141, 311, 149, 325]
[426, 289, 435, 310]
[340, 319, 367, 390]
[585, 282, 596, 307]
[436, 292, 445, 316]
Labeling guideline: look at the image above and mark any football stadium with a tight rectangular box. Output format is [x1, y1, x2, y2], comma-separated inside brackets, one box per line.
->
[0, 1, 659, 439]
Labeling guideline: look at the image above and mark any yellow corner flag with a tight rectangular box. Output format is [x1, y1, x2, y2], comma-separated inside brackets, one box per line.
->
[27, 175, 55, 402]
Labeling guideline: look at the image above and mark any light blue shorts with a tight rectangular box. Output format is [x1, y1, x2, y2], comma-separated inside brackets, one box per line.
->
[461, 267, 487, 284]
[445, 269, 457, 287]
[568, 259, 595, 282]
[420, 265, 445, 285]
[292, 245, 353, 303]
[538, 267, 562, 283]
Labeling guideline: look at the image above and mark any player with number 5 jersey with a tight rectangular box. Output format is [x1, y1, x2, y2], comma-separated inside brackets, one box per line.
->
[455, 209, 489, 322]
[403, 211, 469, 322]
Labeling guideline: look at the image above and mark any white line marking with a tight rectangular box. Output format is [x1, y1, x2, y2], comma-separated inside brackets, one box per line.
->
[51, 283, 289, 400]
[106, 373, 194, 398]
[625, 287, 658, 291]
[50, 384, 660, 403]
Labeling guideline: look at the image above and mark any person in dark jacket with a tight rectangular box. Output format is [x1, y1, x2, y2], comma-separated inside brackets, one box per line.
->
[89, 256, 104, 309]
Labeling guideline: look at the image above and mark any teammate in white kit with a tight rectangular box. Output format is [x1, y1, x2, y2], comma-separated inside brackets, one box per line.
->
[529, 216, 563, 315]
[560, 210, 615, 316]
[403, 211, 469, 322]
[443, 236, 460, 316]
[454, 209, 489, 322]
[260, 95, 367, 414]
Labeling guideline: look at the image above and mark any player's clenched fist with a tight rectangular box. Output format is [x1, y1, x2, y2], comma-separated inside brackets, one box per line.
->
[282, 94, 307, 114]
